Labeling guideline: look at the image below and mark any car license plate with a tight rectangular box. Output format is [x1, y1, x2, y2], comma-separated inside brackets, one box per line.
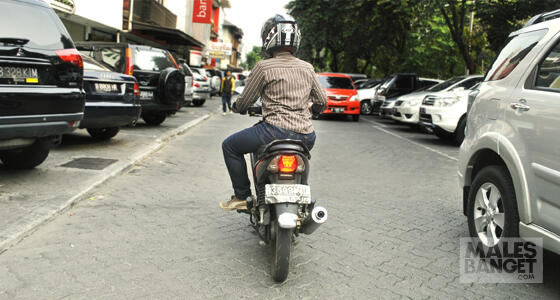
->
[94, 83, 119, 93]
[0, 66, 38, 82]
[265, 184, 311, 204]
[140, 90, 154, 100]
[331, 107, 345, 113]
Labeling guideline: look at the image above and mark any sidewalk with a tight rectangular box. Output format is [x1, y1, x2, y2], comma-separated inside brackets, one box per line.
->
[0, 104, 217, 253]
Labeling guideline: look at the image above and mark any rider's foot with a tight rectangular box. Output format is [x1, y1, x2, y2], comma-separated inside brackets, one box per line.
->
[219, 195, 248, 211]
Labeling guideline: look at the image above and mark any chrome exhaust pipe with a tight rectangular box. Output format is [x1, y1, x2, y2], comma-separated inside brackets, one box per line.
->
[301, 206, 327, 235]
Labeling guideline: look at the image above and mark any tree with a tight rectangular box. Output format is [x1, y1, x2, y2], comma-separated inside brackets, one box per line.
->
[245, 46, 264, 70]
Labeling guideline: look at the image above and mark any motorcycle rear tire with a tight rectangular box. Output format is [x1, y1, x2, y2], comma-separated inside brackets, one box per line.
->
[271, 220, 292, 282]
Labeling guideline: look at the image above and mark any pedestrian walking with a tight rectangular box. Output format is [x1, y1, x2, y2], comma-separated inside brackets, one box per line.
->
[220, 70, 235, 115]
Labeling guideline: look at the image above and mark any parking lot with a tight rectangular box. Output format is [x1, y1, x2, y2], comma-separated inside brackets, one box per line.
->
[1, 111, 558, 299]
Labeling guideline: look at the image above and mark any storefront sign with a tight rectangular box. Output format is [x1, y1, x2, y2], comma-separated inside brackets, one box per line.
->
[193, 0, 211, 24]
[206, 42, 232, 57]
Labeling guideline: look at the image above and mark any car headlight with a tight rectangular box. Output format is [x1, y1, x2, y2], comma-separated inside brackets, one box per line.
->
[409, 99, 420, 106]
[434, 96, 460, 107]
[349, 95, 359, 101]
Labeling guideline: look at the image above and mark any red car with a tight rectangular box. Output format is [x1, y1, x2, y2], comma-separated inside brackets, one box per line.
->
[317, 73, 360, 121]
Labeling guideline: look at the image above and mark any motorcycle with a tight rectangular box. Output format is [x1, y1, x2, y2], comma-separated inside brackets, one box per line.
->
[238, 113, 328, 282]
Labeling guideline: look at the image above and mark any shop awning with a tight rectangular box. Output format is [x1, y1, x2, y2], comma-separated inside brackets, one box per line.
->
[131, 21, 204, 48]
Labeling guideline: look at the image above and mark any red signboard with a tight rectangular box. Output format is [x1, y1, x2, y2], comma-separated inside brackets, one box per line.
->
[193, 0, 211, 24]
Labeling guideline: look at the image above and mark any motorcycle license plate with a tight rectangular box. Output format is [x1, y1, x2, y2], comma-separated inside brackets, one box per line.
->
[265, 184, 311, 204]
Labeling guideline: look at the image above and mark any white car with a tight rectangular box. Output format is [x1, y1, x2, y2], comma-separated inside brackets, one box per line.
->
[392, 75, 483, 128]
[418, 84, 480, 145]
[357, 81, 382, 114]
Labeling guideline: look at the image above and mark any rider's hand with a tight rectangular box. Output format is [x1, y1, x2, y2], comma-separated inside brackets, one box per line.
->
[232, 102, 247, 115]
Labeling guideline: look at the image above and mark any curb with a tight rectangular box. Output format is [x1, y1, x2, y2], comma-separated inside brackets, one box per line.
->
[0, 114, 211, 254]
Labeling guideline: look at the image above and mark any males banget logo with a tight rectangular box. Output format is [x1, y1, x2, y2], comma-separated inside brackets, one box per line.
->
[193, 0, 211, 24]
[459, 237, 543, 283]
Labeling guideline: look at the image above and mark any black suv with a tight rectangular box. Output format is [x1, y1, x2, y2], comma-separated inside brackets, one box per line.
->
[76, 42, 185, 126]
[0, 0, 85, 169]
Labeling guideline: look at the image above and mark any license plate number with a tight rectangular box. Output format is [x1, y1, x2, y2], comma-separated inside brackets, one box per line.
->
[265, 184, 311, 204]
[94, 83, 119, 93]
[331, 108, 345, 113]
[140, 90, 154, 100]
[0, 66, 38, 81]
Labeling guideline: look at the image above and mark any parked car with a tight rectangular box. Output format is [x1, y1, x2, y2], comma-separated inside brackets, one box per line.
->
[76, 42, 184, 126]
[458, 11, 560, 256]
[192, 67, 220, 96]
[372, 73, 441, 116]
[417, 82, 481, 144]
[316, 73, 360, 122]
[79, 56, 141, 140]
[192, 72, 211, 106]
[343, 73, 367, 83]
[393, 75, 483, 128]
[178, 63, 194, 107]
[0, 0, 85, 169]
[357, 79, 383, 114]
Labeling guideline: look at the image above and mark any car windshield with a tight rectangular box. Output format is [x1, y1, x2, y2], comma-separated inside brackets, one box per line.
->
[0, 1, 72, 50]
[133, 48, 174, 71]
[426, 77, 464, 92]
[318, 76, 354, 89]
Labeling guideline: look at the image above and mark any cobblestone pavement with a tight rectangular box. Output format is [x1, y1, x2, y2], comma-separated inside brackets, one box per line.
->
[0, 113, 558, 299]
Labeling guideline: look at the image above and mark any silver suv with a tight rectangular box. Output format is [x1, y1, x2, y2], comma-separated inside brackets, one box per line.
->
[458, 9, 560, 254]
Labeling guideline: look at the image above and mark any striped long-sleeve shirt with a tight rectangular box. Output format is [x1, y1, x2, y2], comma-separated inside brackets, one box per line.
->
[234, 52, 327, 134]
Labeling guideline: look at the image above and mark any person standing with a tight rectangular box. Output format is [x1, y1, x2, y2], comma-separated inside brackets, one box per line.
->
[220, 70, 236, 115]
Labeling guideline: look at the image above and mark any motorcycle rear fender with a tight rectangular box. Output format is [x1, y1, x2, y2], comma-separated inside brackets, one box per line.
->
[273, 203, 299, 229]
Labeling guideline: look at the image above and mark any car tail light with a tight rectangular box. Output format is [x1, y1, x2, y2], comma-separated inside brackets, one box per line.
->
[194, 82, 200, 88]
[133, 82, 140, 97]
[168, 53, 181, 70]
[56, 49, 83, 68]
[278, 155, 298, 173]
[125, 47, 133, 75]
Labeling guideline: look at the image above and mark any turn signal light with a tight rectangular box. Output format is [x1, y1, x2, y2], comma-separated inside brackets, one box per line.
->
[278, 155, 298, 173]
[125, 47, 133, 75]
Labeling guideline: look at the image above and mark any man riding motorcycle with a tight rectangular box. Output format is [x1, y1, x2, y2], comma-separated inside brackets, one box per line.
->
[219, 15, 327, 211]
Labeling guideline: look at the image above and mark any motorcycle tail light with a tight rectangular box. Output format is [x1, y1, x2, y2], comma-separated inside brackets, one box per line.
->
[278, 155, 298, 173]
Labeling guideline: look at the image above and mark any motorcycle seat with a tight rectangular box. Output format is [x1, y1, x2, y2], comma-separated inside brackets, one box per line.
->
[255, 139, 310, 160]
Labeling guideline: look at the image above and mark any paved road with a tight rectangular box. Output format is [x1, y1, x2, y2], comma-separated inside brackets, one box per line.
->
[0, 112, 558, 299]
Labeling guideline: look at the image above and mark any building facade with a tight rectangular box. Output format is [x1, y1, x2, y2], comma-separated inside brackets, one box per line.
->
[45, 0, 242, 70]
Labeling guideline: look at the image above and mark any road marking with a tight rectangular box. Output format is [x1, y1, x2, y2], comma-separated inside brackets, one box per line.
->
[362, 118, 458, 162]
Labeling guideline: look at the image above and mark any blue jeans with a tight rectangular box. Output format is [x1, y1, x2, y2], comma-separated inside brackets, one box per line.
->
[222, 93, 232, 112]
[222, 122, 316, 199]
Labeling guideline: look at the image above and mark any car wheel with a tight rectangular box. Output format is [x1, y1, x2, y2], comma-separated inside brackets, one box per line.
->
[192, 100, 205, 107]
[467, 165, 519, 249]
[360, 100, 372, 115]
[453, 116, 467, 146]
[143, 113, 166, 126]
[87, 127, 120, 140]
[434, 127, 453, 140]
[352, 115, 360, 122]
[0, 139, 50, 169]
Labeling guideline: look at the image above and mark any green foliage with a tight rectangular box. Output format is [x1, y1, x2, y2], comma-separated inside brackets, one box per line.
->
[245, 46, 264, 70]
[282, 0, 558, 79]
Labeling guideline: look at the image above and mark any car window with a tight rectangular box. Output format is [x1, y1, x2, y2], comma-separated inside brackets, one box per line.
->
[99, 48, 123, 71]
[487, 29, 547, 81]
[318, 76, 354, 89]
[427, 77, 463, 92]
[133, 48, 174, 71]
[0, 1, 73, 50]
[456, 77, 483, 89]
[395, 76, 415, 89]
[535, 39, 560, 91]
[82, 55, 111, 72]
